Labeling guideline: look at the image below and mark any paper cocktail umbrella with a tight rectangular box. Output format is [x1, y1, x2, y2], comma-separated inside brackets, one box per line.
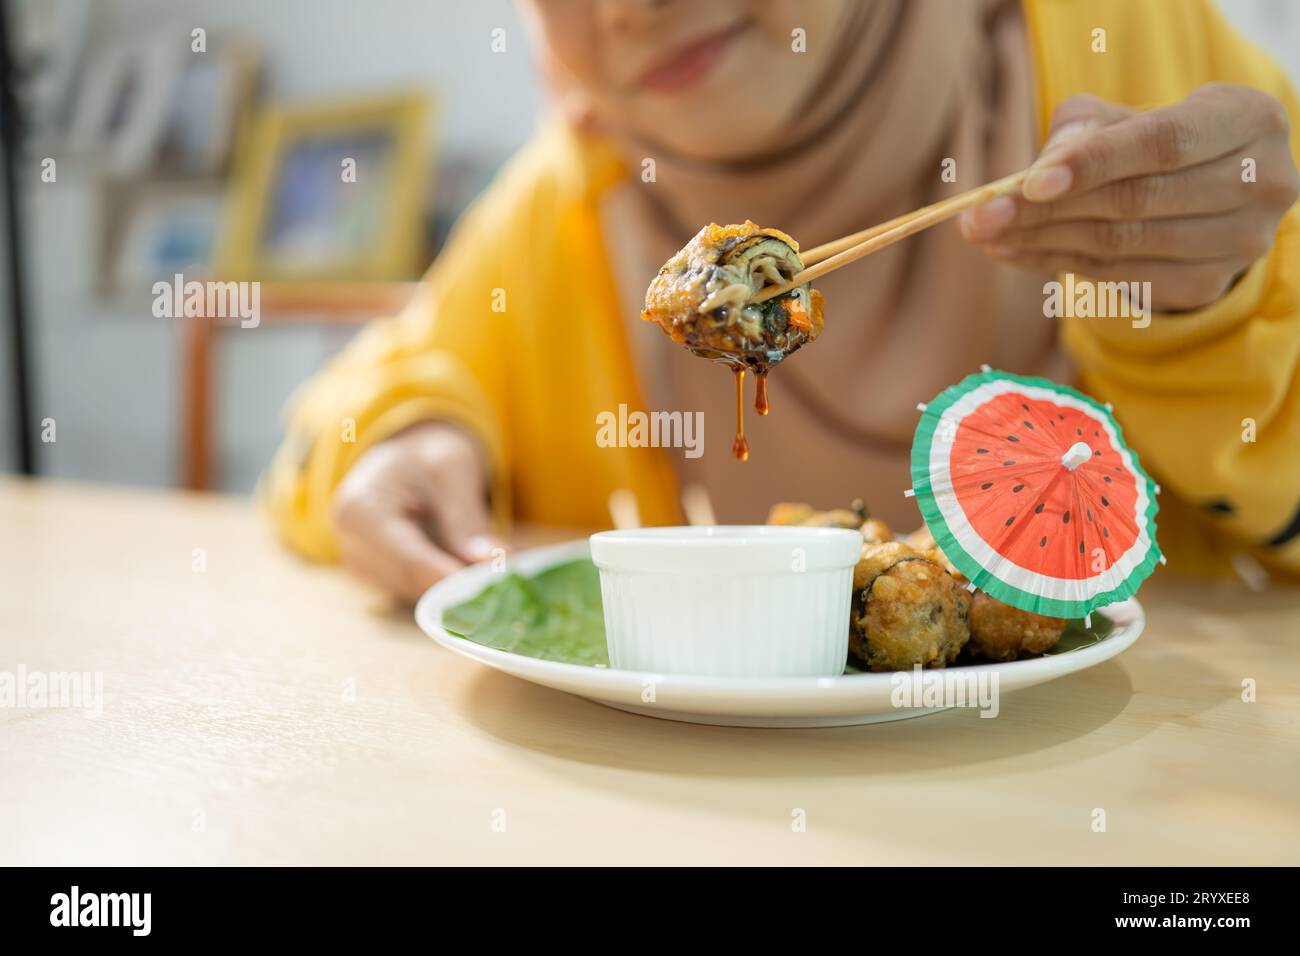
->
[910, 369, 1162, 619]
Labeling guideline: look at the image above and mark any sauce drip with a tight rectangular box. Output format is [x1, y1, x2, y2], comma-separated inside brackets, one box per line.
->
[755, 372, 769, 416]
[731, 367, 749, 461]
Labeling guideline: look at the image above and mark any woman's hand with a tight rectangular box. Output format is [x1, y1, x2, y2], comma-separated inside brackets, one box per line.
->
[960, 84, 1299, 313]
[331, 422, 501, 603]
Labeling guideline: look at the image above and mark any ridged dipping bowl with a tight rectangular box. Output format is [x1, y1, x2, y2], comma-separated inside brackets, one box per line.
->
[589, 526, 863, 678]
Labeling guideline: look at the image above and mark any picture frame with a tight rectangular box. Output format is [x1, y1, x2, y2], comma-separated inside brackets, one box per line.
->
[107, 181, 226, 295]
[155, 36, 260, 176]
[217, 93, 433, 282]
[65, 29, 181, 178]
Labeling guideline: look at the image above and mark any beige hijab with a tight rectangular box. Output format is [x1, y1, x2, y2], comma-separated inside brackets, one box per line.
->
[596, 0, 1067, 528]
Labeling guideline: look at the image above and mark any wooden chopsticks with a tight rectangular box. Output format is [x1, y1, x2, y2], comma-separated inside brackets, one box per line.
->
[751, 169, 1029, 304]
[608, 485, 718, 529]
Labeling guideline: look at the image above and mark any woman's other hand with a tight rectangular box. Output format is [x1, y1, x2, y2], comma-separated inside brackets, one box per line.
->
[961, 85, 1299, 312]
[331, 422, 502, 603]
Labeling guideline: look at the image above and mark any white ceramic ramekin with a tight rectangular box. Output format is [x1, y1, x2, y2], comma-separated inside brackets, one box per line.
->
[589, 526, 863, 678]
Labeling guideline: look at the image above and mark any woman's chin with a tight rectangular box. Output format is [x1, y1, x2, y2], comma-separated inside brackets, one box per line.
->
[625, 111, 789, 164]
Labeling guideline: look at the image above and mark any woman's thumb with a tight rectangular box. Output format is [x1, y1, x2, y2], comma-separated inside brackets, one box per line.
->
[1037, 94, 1133, 161]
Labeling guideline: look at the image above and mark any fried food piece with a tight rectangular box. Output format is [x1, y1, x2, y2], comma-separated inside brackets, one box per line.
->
[903, 525, 964, 580]
[850, 542, 971, 671]
[860, 518, 893, 545]
[642, 222, 823, 371]
[904, 526, 937, 551]
[967, 591, 1067, 661]
[803, 509, 863, 529]
[767, 502, 862, 530]
[852, 540, 917, 591]
[767, 502, 816, 526]
[768, 500, 891, 540]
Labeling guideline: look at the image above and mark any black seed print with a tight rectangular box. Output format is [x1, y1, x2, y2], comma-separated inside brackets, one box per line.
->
[1080, 541, 1086, 554]
[1104, 475, 1112, 484]
[1035, 503, 1044, 514]
[1003, 460, 1016, 466]
[1063, 511, 1071, 524]
[1077, 428, 1083, 436]
[1007, 435, 1020, 442]
[1094, 430, 1100, 437]
[1103, 527, 1109, 538]
[1039, 536, 1047, 547]
[1094, 450, 1101, 457]
[977, 448, 989, 454]
[1022, 403, 1030, 412]
[1005, 516, 1015, 526]
[1013, 484, 1025, 493]
[1023, 420, 1034, 430]
[1049, 419, 1056, 426]
[981, 482, 993, 490]
[1101, 496, 1109, 507]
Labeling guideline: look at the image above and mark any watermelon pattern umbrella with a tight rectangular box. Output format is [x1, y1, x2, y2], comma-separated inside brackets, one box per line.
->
[909, 368, 1162, 620]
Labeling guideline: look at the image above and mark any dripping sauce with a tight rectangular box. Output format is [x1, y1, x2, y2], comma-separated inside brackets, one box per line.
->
[731, 368, 749, 461]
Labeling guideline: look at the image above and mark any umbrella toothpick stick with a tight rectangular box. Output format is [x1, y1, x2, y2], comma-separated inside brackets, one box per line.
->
[1061, 442, 1093, 471]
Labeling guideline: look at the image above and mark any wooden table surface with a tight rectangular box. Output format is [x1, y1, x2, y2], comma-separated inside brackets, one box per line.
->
[2, 479, 1297, 866]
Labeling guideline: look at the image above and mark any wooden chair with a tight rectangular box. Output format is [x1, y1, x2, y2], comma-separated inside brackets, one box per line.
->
[180, 280, 420, 490]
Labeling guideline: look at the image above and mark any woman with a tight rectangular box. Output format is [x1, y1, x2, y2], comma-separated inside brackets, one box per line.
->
[266, 0, 1300, 602]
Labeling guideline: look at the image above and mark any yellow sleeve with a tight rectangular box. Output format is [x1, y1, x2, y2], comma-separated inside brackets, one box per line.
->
[261, 170, 521, 562]
[1058, 1, 1300, 577]
[263, 119, 684, 559]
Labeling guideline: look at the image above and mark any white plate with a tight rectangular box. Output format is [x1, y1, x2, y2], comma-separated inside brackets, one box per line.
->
[415, 540, 1145, 728]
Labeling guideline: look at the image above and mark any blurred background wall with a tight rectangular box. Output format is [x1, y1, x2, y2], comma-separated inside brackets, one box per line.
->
[2, 0, 540, 490]
[0, 0, 1297, 493]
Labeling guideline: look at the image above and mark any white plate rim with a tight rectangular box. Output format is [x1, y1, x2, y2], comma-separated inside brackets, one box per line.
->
[414, 538, 1144, 719]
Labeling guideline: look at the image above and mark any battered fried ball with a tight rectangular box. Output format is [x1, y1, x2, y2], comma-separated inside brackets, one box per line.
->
[903, 526, 964, 580]
[787, 507, 863, 529]
[767, 501, 891, 539]
[904, 526, 935, 551]
[850, 542, 971, 671]
[860, 517, 893, 545]
[967, 591, 1067, 661]
[767, 501, 817, 526]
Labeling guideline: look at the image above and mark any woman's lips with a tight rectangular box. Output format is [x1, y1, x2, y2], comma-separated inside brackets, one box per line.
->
[636, 24, 746, 94]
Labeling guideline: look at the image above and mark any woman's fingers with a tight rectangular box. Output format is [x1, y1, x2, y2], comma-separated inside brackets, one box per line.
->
[962, 158, 1251, 239]
[985, 209, 1271, 262]
[1035, 94, 1135, 157]
[421, 474, 500, 566]
[1023, 85, 1282, 202]
[961, 84, 1296, 314]
[330, 421, 499, 603]
[335, 507, 464, 603]
[1016, 95, 1134, 202]
[404, 424, 502, 566]
[983, 247, 1243, 313]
